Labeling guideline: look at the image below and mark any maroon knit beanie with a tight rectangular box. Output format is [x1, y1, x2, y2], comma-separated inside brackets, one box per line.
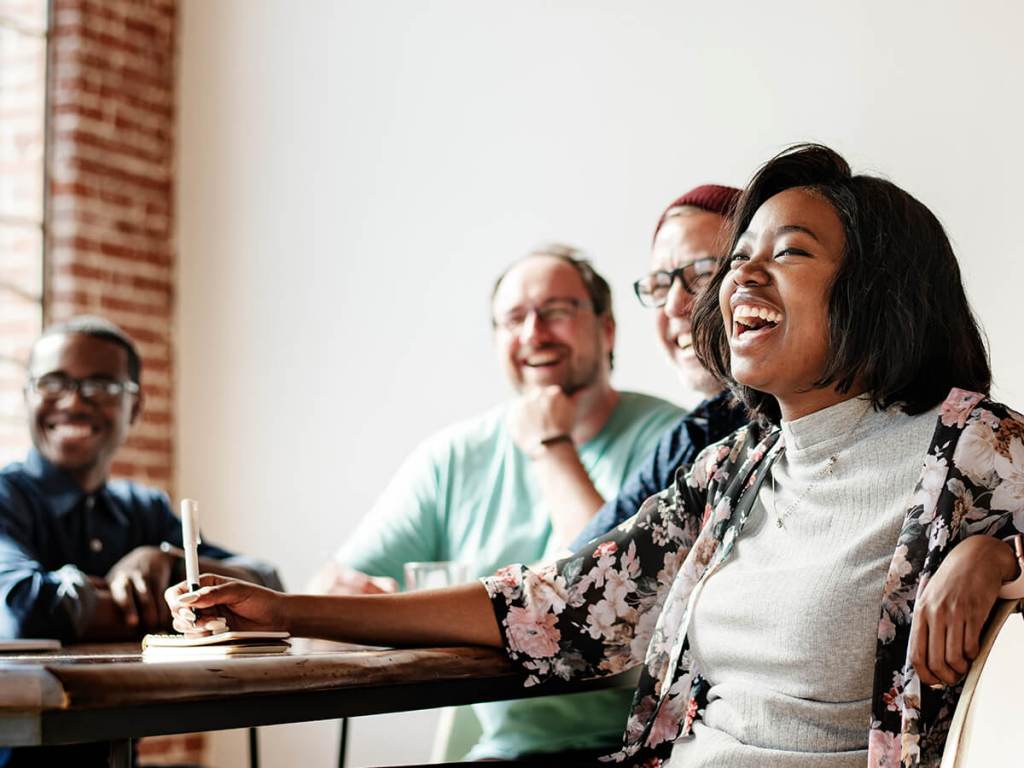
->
[652, 184, 742, 243]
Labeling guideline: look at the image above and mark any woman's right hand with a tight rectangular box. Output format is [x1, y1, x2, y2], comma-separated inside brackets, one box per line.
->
[164, 574, 288, 634]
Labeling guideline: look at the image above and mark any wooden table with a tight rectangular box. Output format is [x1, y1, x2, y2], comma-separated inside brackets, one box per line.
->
[0, 641, 632, 766]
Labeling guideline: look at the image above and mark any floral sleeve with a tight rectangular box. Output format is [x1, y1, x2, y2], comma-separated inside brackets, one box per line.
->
[481, 425, 756, 687]
[871, 392, 1024, 768]
[946, 398, 1024, 541]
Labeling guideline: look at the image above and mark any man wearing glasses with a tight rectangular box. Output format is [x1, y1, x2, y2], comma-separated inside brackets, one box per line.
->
[314, 246, 682, 762]
[0, 316, 281, 645]
[571, 184, 751, 549]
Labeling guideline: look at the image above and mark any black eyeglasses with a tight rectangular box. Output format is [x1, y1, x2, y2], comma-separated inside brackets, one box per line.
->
[493, 298, 592, 334]
[27, 373, 140, 404]
[633, 258, 717, 308]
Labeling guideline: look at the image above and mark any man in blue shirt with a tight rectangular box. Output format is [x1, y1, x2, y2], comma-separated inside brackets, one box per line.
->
[0, 317, 281, 766]
[572, 185, 749, 548]
[0, 317, 281, 643]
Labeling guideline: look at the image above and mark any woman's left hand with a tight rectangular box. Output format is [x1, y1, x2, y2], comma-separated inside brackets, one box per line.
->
[909, 534, 1018, 687]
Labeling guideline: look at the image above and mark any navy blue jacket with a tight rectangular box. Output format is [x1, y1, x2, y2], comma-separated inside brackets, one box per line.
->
[571, 391, 748, 549]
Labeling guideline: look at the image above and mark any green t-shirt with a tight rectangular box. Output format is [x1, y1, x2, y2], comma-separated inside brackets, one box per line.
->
[338, 391, 683, 759]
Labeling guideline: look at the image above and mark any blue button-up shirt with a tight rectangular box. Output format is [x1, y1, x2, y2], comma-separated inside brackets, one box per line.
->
[0, 449, 280, 642]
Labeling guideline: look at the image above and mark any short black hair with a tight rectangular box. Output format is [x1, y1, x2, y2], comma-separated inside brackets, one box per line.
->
[491, 243, 614, 322]
[30, 315, 142, 385]
[692, 143, 990, 422]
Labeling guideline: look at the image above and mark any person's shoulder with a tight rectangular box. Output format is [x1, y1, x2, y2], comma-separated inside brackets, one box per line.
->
[614, 391, 686, 425]
[430, 403, 506, 441]
[406, 404, 509, 461]
[931, 388, 1021, 433]
[0, 459, 30, 487]
[617, 390, 684, 412]
[0, 459, 35, 510]
[688, 419, 775, 490]
[932, 389, 1024, 499]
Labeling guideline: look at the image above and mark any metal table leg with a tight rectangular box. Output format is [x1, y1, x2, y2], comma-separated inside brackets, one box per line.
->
[249, 726, 260, 768]
[338, 717, 349, 768]
[108, 737, 132, 768]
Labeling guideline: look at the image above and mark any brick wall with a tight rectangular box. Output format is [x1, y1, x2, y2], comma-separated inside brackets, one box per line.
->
[47, 0, 177, 491]
[44, 1, 193, 763]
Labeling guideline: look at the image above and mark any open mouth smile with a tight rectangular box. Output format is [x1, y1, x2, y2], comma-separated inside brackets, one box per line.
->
[732, 303, 784, 342]
[521, 347, 568, 368]
[45, 421, 100, 441]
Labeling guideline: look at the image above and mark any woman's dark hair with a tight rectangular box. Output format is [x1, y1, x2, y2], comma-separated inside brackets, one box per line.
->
[691, 143, 990, 422]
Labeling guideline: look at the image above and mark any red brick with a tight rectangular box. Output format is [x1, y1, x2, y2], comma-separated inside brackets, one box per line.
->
[54, 266, 173, 299]
[141, 410, 172, 426]
[46, 0, 179, 506]
[56, 128, 167, 165]
[182, 734, 205, 751]
[66, 156, 171, 194]
[42, 8, 188, 754]
[53, 74, 173, 117]
[52, 235, 172, 268]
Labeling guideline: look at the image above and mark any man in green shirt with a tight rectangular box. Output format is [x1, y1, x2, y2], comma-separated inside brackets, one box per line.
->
[311, 245, 682, 760]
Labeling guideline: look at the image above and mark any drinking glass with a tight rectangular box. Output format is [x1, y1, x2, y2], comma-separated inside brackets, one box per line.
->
[403, 561, 470, 591]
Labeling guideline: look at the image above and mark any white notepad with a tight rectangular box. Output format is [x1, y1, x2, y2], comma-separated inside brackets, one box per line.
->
[142, 631, 290, 657]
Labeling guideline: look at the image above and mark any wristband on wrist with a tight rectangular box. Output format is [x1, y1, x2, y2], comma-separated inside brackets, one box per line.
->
[533, 433, 573, 458]
[997, 533, 1024, 600]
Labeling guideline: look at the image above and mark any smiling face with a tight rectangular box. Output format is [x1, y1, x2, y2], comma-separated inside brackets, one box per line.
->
[720, 187, 847, 420]
[492, 255, 614, 394]
[26, 333, 140, 491]
[652, 210, 728, 397]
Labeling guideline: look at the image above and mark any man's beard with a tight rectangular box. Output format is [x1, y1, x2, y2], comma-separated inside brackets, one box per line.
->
[515, 341, 601, 395]
[559, 352, 601, 396]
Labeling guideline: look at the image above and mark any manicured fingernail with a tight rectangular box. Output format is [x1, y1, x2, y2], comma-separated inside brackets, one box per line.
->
[178, 591, 200, 603]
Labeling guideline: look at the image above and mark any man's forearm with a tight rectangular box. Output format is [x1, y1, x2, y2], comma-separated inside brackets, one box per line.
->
[530, 441, 605, 546]
[0, 564, 113, 642]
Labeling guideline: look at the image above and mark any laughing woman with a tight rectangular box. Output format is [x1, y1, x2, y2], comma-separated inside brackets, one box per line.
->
[167, 145, 1024, 768]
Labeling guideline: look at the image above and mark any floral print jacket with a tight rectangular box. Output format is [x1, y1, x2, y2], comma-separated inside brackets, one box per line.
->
[482, 389, 1024, 768]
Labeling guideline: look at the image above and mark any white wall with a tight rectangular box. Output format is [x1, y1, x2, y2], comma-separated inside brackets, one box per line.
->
[176, 2, 1024, 765]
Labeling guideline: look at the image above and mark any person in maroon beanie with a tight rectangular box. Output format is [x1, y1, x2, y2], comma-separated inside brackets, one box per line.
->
[570, 183, 750, 548]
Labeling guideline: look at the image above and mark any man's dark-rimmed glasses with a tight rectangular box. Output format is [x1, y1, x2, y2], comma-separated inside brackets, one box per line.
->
[633, 258, 717, 308]
[27, 373, 140, 404]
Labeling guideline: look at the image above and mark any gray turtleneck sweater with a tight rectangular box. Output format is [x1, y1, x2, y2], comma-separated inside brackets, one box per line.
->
[669, 396, 939, 767]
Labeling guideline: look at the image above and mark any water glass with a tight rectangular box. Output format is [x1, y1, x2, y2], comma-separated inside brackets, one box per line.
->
[403, 561, 470, 591]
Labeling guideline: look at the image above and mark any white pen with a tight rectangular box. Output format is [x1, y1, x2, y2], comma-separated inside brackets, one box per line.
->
[179, 499, 228, 634]
[180, 499, 202, 593]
